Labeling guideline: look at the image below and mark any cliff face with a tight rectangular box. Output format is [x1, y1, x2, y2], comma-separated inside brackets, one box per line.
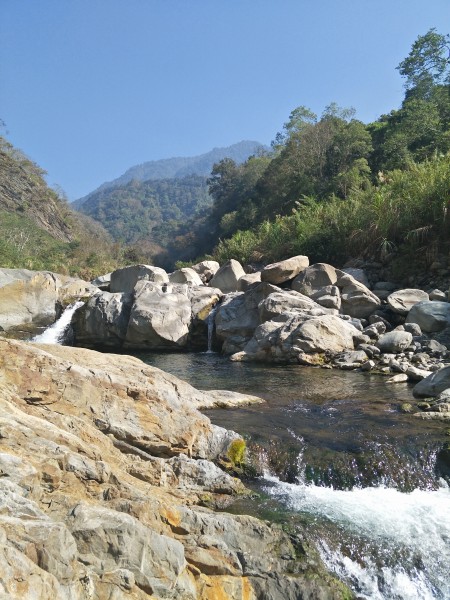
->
[0, 338, 351, 599]
[0, 138, 73, 242]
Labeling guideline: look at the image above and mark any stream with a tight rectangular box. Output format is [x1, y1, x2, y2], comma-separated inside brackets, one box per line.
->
[139, 351, 450, 600]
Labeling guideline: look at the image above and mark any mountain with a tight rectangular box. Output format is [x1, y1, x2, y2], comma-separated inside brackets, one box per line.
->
[72, 140, 267, 209]
[0, 136, 125, 278]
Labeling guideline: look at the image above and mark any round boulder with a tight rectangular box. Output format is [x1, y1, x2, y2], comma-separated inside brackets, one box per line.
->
[406, 301, 450, 333]
[387, 289, 429, 316]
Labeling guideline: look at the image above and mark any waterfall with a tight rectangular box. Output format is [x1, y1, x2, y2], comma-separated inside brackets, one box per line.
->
[206, 304, 218, 353]
[32, 301, 84, 344]
[263, 474, 450, 599]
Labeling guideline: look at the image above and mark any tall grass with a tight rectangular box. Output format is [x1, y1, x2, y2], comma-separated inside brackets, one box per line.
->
[213, 154, 450, 267]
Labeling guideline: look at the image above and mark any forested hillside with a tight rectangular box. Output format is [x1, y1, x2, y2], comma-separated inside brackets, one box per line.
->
[172, 29, 450, 277]
[0, 137, 128, 278]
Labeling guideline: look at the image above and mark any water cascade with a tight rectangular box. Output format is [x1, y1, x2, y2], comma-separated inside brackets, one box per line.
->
[32, 301, 84, 344]
[263, 472, 450, 599]
[206, 304, 218, 352]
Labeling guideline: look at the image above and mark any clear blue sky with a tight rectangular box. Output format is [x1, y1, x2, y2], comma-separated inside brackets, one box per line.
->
[1, 1, 449, 200]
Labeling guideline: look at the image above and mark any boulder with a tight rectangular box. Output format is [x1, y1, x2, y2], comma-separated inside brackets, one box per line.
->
[73, 291, 133, 347]
[342, 267, 369, 288]
[110, 264, 169, 293]
[258, 290, 327, 322]
[0, 268, 51, 329]
[190, 260, 220, 283]
[310, 285, 341, 310]
[169, 267, 203, 286]
[406, 301, 450, 333]
[90, 272, 111, 290]
[215, 283, 279, 353]
[237, 272, 261, 291]
[241, 314, 360, 361]
[125, 281, 191, 350]
[291, 263, 338, 295]
[260, 255, 309, 285]
[292, 263, 380, 319]
[209, 259, 246, 293]
[429, 289, 447, 301]
[376, 331, 413, 353]
[387, 289, 429, 315]
[413, 366, 450, 398]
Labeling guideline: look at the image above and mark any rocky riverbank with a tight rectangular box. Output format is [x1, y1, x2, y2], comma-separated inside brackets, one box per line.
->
[0, 338, 351, 599]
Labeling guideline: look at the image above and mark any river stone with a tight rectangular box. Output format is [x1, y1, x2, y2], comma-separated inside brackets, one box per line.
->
[238, 272, 261, 291]
[68, 502, 189, 597]
[169, 267, 203, 286]
[242, 313, 360, 360]
[259, 290, 327, 322]
[413, 366, 450, 398]
[406, 301, 450, 333]
[291, 263, 380, 318]
[386, 373, 409, 383]
[90, 272, 111, 290]
[376, 331, 413, 353]
[215, 283, 279, 353]
[110, 264, 169, 293]
[72, 290, 133, 347]
[260, 255, 309, 284]
[190, 260, 220, 283]
[333, 350, 368, 369]
[429, 289, 447, 301]
[0, 268, 60, 330]
[406, 366, 433, 381]
[310, 285, 341, 310]
[387, 289, 429, 315]
[125, 281, 191, 349]
[209, 259, 246, 293]
[342, 267, 369, 287]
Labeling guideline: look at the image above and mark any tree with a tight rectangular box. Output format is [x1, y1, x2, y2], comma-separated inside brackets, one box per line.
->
[397, 29, 450, 96]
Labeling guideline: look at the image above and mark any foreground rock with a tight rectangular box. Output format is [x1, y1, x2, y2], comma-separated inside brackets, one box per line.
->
[0, 339, 350, 599]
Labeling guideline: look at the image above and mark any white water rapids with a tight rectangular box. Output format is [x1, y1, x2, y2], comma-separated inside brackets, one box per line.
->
[32, 301, 84, 344]
[263, 474, 450, 599]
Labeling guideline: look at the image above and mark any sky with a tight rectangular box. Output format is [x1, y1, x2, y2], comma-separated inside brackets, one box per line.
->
[1, 1, 450, 201]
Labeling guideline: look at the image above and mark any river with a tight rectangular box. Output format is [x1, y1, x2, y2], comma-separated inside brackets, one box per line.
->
[139, 350, 450, 600]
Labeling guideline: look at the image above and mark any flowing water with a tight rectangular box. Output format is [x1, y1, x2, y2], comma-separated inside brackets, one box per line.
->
[140, 351, 450, 599]
[32, 301, 84, 344]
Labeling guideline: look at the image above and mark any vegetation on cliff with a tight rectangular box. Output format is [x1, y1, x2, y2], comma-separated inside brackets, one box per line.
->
[0, 136, 131, 278]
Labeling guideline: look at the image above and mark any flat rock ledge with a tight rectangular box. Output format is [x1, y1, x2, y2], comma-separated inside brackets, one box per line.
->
[0, 338, 350, 600]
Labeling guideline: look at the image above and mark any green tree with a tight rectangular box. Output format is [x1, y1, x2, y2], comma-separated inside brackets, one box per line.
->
[397, 28, 450, 97]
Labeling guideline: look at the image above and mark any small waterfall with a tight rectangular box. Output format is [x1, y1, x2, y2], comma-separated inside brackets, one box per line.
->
[206, 304, 218, 353]
[263, 474, 450, 599]
[32, 301, 84, 344]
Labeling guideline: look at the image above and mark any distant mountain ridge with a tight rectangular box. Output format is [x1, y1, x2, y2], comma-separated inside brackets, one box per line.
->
[73, 140, 267, 209]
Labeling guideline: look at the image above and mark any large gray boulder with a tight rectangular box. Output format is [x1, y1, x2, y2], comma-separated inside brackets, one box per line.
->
[125, 281, 192, 350]
[413, 366, 450, 398]
[258, 290, 329, 322]
[406, 301, 450, 333]
[110, 264, 169, 293]
[240, 313, 359, 361]
[73, 291, 133, 347]
[260, 255, 309, 285]
[0, 268, 95, 331]
[215, 283, 279, 353]
[292, 263, 380, 319]
[169, 267, 203, 286]
[387, 289, 429, 315]
[190, 260, 220, 283]
[376, 331, 413, 353]
[209, 259, 246, 293]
